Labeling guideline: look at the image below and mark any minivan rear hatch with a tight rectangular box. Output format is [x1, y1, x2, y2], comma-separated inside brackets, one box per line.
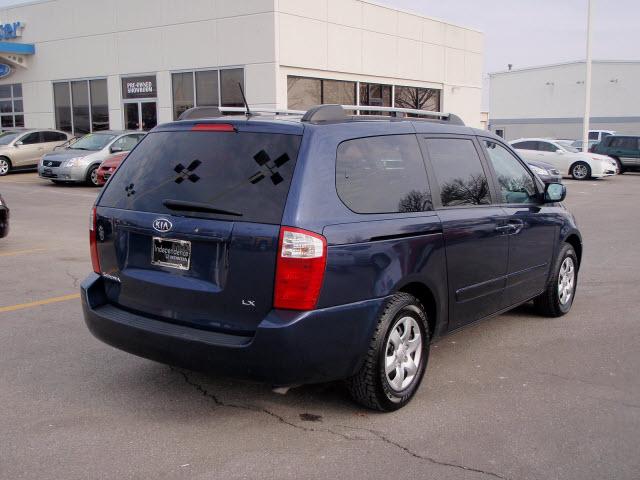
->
[96, 121, 302, 334]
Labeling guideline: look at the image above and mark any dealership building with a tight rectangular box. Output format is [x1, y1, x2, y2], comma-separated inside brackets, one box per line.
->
[0, 0, 483, 135]
[489, 60, 640, 140]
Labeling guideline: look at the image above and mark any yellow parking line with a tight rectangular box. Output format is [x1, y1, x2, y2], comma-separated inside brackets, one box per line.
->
[0, 248, 48, 257]
[0, 293, 80, 313]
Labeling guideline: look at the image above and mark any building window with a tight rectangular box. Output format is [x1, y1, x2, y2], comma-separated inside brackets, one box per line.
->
[53, 79, 110, 135]
[359, 82, 392, 115]
[171, 68, 245, 119]
[287, 76, 356, 110]
[287, 76, 441, 115]
[0, 83, 24, 129]
[394, 86, 441, 112]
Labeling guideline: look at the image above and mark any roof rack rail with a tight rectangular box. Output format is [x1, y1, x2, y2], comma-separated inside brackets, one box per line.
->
[178, 104, 465, 126]
[178, 106, 305, 120]
[302, 104, 465, 126]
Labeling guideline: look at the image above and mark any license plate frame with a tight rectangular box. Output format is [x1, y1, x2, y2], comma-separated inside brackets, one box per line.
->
[151, 237, 191, 271]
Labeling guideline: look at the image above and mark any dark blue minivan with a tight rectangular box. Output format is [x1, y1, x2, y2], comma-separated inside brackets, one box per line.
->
[81, 105, 582, 411]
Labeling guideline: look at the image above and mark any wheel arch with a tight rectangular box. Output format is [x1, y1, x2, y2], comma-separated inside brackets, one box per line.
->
[564, 233, 583, 268]
[396, 282, 439, 339]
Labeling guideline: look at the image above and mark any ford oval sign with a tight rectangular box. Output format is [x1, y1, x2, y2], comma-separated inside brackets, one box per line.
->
[0, 64, 12, 79]
[153, 218, 173, 233]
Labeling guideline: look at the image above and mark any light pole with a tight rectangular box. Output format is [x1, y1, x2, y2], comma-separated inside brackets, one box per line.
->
[581, 0, 593, 152]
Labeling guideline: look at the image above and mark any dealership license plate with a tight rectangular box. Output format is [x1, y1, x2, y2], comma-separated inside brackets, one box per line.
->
[151, 237, 191, 271]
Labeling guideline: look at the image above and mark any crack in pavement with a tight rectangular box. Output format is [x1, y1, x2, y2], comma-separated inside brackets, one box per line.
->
[65, 269, 79, 289]
[170, 367, 509, 479]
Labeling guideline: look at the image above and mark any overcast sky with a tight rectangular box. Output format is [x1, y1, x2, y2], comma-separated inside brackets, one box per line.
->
[0, 0, 637, 74]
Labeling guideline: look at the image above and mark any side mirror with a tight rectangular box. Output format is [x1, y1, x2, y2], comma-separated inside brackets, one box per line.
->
[544, 183, 566, 203]
[556, 149, 564, 154]
[110, 146, 123, 154]
[14, 141, 23, 147]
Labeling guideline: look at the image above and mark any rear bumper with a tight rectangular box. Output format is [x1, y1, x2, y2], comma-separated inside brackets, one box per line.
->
[81, 273, 386, 386]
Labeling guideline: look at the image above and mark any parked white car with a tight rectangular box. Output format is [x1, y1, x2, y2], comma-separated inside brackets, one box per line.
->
[510, 138, 617, 180]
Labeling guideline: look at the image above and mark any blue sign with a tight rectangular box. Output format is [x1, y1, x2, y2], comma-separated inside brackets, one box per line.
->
[0, 22, 23, 41]
[0, 64, 11, 79]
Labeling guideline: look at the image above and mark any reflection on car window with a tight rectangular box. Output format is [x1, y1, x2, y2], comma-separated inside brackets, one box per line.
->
[336, 135, 432, 214]
[425, 138, 490, 207]
[70, 133, 117, 151]
[99, 131, 302, 224]
[0, 132, 20, 145]
[484, 140, 536, 204]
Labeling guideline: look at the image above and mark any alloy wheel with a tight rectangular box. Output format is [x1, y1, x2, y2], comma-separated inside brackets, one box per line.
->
[572, 164, 588, 180]
[385, 316, 423, 392]
[558, 257, 576, 305]
[90, 168, 99, 186]
[0, 158, 9, 175]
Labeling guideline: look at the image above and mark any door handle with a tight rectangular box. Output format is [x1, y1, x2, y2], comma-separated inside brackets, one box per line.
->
[507, 220, 525, 235]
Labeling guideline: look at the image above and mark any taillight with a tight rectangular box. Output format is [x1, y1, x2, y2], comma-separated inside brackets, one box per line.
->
[274, 227, 327, 311]
[89, 206, 101, 274]
[192, 123, 236, 132]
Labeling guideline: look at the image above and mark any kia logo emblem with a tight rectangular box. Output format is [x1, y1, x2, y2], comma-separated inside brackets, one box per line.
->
[153, 218, 172, 233]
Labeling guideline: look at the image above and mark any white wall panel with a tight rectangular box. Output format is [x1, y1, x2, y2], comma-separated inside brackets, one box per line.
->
[362, 31, 397, 77]
[327, 0, 362, 28]
[161, 21, 217, 71]
[396, 38, 421, 80]
[217, 13, 276, 66]
[278, 0, 327, 21]
[115, 29, 164, 74]
[327, 24, 362, 73]
[362, 3, 396, 35]
[279, 14, 327, 69]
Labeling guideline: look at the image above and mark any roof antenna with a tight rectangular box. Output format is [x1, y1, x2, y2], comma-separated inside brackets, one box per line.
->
[238, 82, 251, 117]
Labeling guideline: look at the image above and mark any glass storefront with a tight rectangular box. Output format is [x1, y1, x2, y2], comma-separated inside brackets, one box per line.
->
[171, 68, 244, 119]
[0, 83, 24, 129]
[53, 79, 109, 135]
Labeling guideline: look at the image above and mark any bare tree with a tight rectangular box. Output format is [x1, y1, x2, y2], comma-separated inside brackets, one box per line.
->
[440, 174, 490, 206]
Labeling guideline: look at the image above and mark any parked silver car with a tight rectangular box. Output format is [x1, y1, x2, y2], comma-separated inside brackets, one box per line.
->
[0, 129, 72, 176]
[38, 131, 145, 186]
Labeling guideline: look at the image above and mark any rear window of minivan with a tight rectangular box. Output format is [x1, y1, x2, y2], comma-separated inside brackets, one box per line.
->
[99, 130, 301, 224]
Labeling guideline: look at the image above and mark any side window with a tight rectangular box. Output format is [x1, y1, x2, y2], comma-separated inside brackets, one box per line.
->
[538, 142, 558, 152]
[21, 132, 42, 145]
[424, 138, 491, 207]
[113, 135, 141, 152]
[336, 135, 432, 214]
[43, 131, 67, 142]
[512, 141, 536, 150]
[588, 131, 598, 140]
[483, 140, 537, 204]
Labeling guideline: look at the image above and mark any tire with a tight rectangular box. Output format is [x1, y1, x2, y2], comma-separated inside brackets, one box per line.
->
[534, 243, 579, 317]
[347, 293, 430, 411]
[570, 161, 591, 180]
[0, 157, 11, 176]
[613, 157, 625, 174]
[86, 165, 100, 187]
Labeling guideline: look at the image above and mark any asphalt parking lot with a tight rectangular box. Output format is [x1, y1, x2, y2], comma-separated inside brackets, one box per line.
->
[1, 172, 639, 480]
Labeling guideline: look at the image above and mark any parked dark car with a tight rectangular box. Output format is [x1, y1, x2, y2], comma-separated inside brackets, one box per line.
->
[81, 105, 582, 411]
[592, 135, 640, 173]
[526, 159, 563, 184]
[0, 193, 9, 238]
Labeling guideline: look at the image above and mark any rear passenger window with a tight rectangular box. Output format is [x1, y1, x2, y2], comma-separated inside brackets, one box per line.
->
[43, 131, 67, 142]
[538, 142, 557, 152]
[336, 135, 432, 214]
[424, 138, 491, 207]
[512, 141, 537, 150]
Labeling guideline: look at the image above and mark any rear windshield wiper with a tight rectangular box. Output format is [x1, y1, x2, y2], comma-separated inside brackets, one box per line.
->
[162, 199, 243, 217]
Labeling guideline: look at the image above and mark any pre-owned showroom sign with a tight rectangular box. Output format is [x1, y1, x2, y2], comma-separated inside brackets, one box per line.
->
[122, 76, 157, 99]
